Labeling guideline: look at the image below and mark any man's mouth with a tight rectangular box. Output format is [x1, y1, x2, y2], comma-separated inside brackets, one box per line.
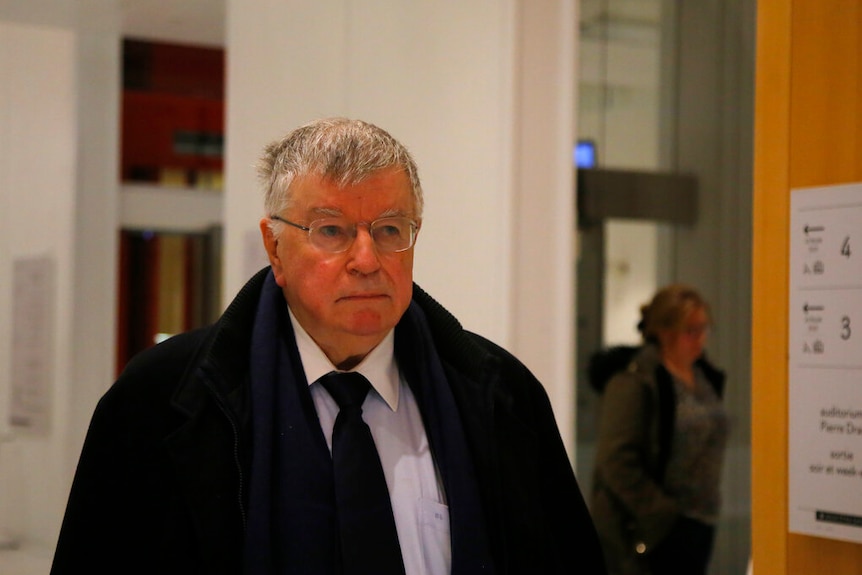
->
[339, 292, 388, 301]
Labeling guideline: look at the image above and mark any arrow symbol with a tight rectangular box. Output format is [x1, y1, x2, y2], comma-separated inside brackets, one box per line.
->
[803, 303, 824, 313]
[804, 225, 825, 235]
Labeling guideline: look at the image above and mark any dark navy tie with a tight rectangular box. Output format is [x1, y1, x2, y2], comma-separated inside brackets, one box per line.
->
[320, 371, 406, 575]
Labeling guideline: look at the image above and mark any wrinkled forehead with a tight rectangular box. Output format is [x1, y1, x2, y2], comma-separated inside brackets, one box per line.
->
[289, 168, 416, 212]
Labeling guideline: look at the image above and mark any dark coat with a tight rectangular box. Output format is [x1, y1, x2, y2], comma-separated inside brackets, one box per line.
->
[51, 268, 606, 575]
[589, 344, 724, 575]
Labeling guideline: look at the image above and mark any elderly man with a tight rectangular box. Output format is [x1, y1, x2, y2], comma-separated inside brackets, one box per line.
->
[51, 118, 605, 575]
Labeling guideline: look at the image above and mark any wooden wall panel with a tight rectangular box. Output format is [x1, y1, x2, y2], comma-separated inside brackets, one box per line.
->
[754, 0, 862, 573]
[789, 1, 861, 187]
[786, 3, 862, 571]
[753, 0, 792, 572]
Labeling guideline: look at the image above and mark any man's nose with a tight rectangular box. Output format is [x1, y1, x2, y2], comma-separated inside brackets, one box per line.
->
[346, 225, 381, 273]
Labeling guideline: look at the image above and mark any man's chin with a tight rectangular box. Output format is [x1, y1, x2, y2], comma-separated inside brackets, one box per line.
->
[344, 312, 397, 336]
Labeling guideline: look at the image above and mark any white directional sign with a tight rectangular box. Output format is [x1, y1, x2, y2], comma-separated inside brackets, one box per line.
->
[789, 182, 862, 543]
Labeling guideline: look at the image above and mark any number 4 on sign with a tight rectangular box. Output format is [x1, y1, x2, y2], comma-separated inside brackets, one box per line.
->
[841, 236, 851, 258]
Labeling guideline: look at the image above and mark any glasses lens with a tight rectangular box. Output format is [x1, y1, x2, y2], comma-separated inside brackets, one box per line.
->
[371, 217, 415, 252]
[310, 219, 352, 252]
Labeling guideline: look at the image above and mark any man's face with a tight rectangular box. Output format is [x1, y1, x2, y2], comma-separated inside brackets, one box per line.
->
[261, 168, 419, 368]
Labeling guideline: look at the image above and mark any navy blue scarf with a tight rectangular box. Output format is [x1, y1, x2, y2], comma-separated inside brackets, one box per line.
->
[244, 272, 338, 574]
[244, 272, 494, 574]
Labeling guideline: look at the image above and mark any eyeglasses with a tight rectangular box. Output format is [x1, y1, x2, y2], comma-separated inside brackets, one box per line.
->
[271, 215, 419, 253]
[682, 324, 711, 338]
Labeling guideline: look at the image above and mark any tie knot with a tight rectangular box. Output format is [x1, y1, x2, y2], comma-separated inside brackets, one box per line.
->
[320, 371, 371, 409]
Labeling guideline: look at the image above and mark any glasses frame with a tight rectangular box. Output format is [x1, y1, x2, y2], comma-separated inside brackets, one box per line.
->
[270, 214, 419, 254]
[681, 323, 711, 339]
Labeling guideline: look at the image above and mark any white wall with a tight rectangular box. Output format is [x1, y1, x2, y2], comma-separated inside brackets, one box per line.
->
[511, 1, 578, 453]
[0, 3, 120, 561]
[225, 1, 518, 337]
[67, 0, 121, 500]
[225, 0, 578, 451]
[0, 20, 77, 549]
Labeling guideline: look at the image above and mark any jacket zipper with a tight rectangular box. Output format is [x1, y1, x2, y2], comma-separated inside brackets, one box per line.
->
[205, 377, 248, 530]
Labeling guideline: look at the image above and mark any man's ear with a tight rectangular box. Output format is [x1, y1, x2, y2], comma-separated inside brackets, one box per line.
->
[260, 218, 289, 287]
[260, 218, 282, 270]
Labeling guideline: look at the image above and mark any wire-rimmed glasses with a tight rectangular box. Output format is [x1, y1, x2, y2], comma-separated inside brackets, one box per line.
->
[271, 215, 419, 253]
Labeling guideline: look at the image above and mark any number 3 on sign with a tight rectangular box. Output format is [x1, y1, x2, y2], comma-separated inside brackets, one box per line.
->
[841, 316, 852, 341]
[841, 236, 851, 258]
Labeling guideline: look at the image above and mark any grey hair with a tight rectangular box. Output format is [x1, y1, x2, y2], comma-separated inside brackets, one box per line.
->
[258, 118, 423, 225]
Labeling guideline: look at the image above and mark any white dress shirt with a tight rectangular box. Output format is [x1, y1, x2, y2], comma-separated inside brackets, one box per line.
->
[288, 309, 451, 575]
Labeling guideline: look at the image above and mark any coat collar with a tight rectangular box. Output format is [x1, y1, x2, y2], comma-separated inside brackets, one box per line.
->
[172, 270, 502, 412]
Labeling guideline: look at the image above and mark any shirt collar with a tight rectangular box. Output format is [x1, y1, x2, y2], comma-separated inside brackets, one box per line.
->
[288, 306, 400, 411]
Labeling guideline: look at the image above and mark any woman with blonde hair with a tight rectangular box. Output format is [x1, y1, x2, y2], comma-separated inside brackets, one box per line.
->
[590, 284, 728, 575]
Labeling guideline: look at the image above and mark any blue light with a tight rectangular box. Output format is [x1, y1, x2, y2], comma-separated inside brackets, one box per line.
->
[574, 140, 596, 168]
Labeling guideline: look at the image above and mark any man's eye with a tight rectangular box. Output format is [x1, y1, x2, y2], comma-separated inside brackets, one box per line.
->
[318, 225, 346, 238]
[377, 225, 402, 238]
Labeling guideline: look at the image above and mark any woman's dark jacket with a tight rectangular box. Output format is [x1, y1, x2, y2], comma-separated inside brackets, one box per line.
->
[589, 344, 724, 575]
[50, 268, 606, 575]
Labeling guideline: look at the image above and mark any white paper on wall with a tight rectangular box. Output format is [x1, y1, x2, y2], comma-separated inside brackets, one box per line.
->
[789, 182, 862, 544]
[8, 255, 55, 436]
